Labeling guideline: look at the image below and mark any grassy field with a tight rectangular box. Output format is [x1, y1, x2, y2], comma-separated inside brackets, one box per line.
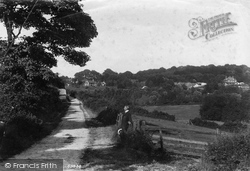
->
[138, 104, 218, 143]
[132, 114, 219, 158]
[133, 104, 220, 157]
[142, 104, 201, 121]
[133, 115, 217, 143]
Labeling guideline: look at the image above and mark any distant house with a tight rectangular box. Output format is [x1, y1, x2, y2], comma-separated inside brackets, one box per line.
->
[223, 76, 238, 86]
[83, 80, 97, 87]
[239, 83, 250, 91]
[193, 82, 207, 90]
[223, 76, 250, 91]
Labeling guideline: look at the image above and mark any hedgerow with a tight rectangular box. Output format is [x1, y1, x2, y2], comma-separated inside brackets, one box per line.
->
[0, 86, 69, 158]
[220, 121, 248, 133]
[130, 107, 175, 121]
[190, 117, 220, 129]
[203, 132, 250, 171]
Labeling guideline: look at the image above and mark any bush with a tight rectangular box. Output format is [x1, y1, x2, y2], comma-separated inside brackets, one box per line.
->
[95, 107, 119, 126]
[0, 114, 45, 157]
[190, 117, 220, 129]
[0, 95, 69, 159]
[151, 110, 175, 121]
[204, 133, 250, 171]
[220, 121, 247, 133]
[190, 118, 248, 133]
[77, 90, 110, 112]
[200, 93, 245, 122]
[69, 90, 77, 98]
[131, 107, 175, 121]
[120, 130, 154, 156]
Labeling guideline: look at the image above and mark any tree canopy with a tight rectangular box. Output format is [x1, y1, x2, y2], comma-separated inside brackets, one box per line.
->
[0, 0, 98, 67]
[0, 0, 98, 120]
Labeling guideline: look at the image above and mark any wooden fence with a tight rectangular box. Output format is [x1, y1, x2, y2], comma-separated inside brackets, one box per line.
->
[130, 119, 208, 157]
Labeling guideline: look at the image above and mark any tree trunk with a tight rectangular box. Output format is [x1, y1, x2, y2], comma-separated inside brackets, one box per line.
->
[3, 11, 14, 48]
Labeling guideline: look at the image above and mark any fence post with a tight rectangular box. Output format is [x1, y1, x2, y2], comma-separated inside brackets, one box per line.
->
[216, 128, 220, 135]
[140, 120, 146, 132]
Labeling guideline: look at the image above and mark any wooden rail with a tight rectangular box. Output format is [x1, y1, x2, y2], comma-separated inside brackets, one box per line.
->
[130, 119, 208, 157]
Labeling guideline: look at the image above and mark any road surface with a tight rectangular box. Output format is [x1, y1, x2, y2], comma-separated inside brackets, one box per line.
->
[0, 99, 114, 171]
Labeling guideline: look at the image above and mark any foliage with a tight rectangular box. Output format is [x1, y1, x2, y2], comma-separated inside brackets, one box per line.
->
[204, 133, 250, 171]
[77, 88, 132, 111]
[0, 0, 97, 66]
[120, 130, 154, 156]
[67, 89, 77, 98]
[74, 69, 102, 83]
[102, 69, 119, 86]
[190, 118, 247, 133]
[0, 0, 97, 121]
[0, 0, 96, 157]
[220, 121, 247, 133]
[241, 90, 250, 121]
[71, 64, 250, 105]
[1, 114, 46, 157]
[0, 94, 69, 158]
[200, 93, 246, 122]
[77, 89, 109, 111]
[95, 107, 119, 126]
[75, 87, 176, 123]
[190, 117, 220, 129]
[131, 107, 175, 121]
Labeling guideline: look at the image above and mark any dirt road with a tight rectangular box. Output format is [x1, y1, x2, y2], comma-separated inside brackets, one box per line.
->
[0, 99, 114, 171]
[0, 99, 201, 171]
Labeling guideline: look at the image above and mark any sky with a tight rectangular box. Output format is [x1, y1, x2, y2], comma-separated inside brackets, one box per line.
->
[1, 0, 250, 77]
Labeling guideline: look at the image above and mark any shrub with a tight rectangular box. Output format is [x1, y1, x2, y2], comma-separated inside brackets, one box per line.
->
[204, 133, 250, 171]
[95, 107, 119, 126]
[190, 117, 220, 129]
[151, 110, 175, 121]
[7, 114, 45, 138]
[0, 114, 45, 157]
[131, 107, 175, 121]
[69, 90, 77, 98]
[200, 93, 246, 122]
[220, 121, 247, 133]
[120, 130, 154, 156]
[0, 94, 69, 158]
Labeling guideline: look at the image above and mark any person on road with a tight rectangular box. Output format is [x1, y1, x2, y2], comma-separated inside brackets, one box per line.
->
[116, 105, 133, 143]
[121, 105, 133, 133]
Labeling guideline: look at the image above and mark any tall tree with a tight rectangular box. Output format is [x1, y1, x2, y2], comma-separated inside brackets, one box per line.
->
[74, 69, 101, 82]
[0, 0, 97, 66]
[0, 0, 98, 120]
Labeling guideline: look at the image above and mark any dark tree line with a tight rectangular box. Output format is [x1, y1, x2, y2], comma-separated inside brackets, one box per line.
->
[0, 0, 97, 121]
[0, 0, 97, 157]
[200, 90, 250, 122]
[72, 64, 250, 90]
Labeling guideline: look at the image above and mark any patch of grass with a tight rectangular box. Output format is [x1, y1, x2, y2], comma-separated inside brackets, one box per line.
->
[133, 115, 217, 143]
[143, 105, 200, 121]
[81, 145, 171, 171]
